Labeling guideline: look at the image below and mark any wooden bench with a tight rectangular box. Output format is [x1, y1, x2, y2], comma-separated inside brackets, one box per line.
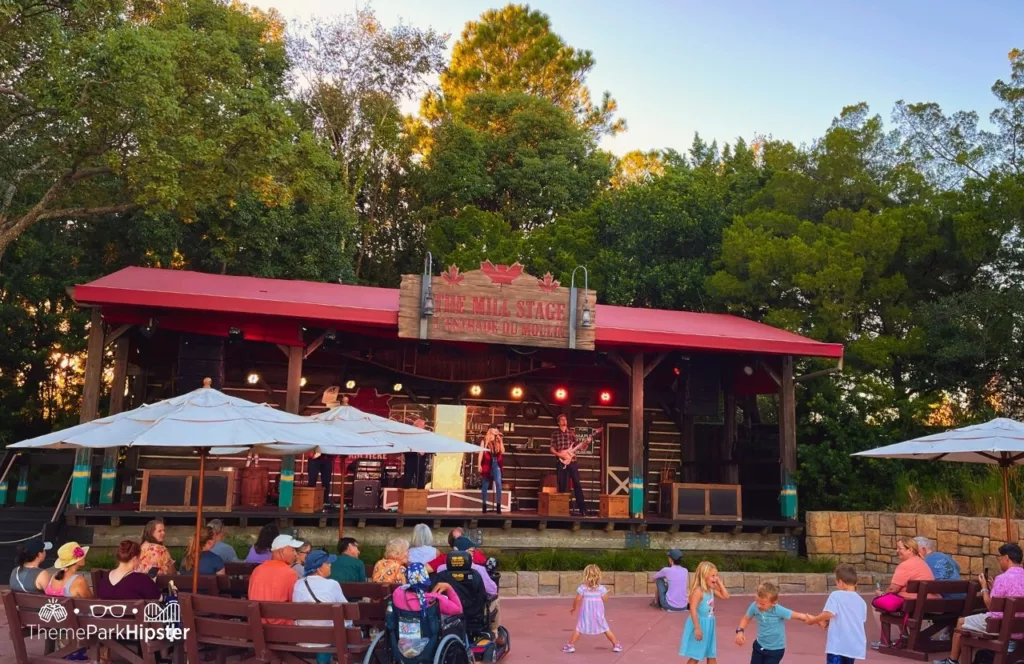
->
[225, 562, 260, 577]
[157, 574, 222, 595]
[180, 594, 264, 664]
[260, 601, 373, 664]
[958, 597, 1024, 664]
[878, 580, 982, 660]
[2, 592, 174, 664]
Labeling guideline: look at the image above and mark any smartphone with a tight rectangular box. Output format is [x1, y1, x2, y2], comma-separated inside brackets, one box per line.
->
[147, 566, 158, 578]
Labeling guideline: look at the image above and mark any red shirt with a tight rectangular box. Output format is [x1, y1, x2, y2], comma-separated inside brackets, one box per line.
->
[248, 559, 298, 624]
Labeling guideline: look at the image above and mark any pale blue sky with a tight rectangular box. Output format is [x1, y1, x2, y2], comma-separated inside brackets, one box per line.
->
[252, 0, 1023, 155]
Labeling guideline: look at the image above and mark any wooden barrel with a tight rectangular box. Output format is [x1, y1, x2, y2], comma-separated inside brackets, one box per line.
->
[240, 466, 270, 507]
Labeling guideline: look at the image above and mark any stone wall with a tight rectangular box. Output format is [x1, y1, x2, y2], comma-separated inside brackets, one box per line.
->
[498, 570, 884, 597]
[807, 511, 1016, 576]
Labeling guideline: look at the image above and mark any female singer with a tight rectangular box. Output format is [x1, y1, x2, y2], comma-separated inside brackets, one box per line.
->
[478, 426, 505, 514]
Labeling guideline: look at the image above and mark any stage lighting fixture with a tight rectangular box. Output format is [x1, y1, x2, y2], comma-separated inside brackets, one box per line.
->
[469, 384, 483, 397]
[300, 377, 308, 387]
[743, 365, 754, 376]
[673, 366, 681, 376]
[598, 390, 613, 404]
[393, 382, 403, 392]
[246, 372, 260, 385]
[554, 387, 569, 402]
[140, 317, 157, 339]
[228, 326, 244, 342]
[345, 379, 356, 390]
[510, 385, 524, 400]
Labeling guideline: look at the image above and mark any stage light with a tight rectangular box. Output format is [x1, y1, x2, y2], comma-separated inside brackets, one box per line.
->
[140, 317, 157, 339]
[393, 382, 403, 392]
[246, 372, 260, 385]
[743, 365, 754, 376]
[554, 387, 569, 402]
[228, 326, 244, 342]
[510, 385, 524, 400]
[599, 390, 613, 404]
[673, 366, 681, 376]
[469, 384, 483, 397]
[300, 377, 307, 387]
[345, 379, 356, 390]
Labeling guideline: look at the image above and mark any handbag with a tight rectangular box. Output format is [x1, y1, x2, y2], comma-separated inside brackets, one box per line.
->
[872, 592, 905, 613]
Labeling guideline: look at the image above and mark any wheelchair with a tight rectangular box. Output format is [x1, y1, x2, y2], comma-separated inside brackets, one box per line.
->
[435, 552, 511, 663]
[363, 598, 473, 664]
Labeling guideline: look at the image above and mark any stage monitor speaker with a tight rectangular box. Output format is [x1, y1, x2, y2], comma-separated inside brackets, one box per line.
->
[684, 357, 720, 418]
[352, 479, 381, 510]
[176, 334, 225, 394]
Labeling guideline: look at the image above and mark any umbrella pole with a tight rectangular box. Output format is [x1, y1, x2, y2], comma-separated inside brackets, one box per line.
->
[193, 449, 207, 594]
[337, 456, 346, 539]
[1002, 464, 1015, 543]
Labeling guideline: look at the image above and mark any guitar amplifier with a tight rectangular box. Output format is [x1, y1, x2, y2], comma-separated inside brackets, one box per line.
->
[352, 479, 381, 510]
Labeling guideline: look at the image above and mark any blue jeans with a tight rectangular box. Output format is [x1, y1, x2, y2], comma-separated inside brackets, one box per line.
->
[656, 578, 686, 610]
[482, 464, 502, 509]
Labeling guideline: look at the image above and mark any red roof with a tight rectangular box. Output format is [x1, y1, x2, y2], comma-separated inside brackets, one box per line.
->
[74, 267, 843, 358]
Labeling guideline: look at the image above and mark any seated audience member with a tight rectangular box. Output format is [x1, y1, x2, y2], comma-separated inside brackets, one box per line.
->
[293, 549, 349, 664]
[935, 543, 1024, 664]
[179, 526, 227, 576]
[392, 563, 463, 616]
[46, 542, 92, 599]
[246, 523, 280, 564]
[292, 541, 312, 578]
[372, 538, 410, 585]
[428, 529, 486, 570]
[652, 549, 689, 611]
[207, 519, 239, 563]
[435, 546, 504, 645]
[408, 524, 439, 566]
[9, 539, 51, 593]
[97, 540, 160, 600]
[329, 537, 367, 584]
[249, 534, 304, 624]
[877, 536, 934, 600]
[134, 519, 175, 575]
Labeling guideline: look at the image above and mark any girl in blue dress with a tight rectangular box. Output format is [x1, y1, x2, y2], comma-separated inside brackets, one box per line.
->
[680, 561, 730, 662]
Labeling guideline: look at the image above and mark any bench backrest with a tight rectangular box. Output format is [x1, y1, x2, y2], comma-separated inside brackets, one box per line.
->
[224, 562, 259, 576]
[341, 582, 395, 601]
[982, 597, 1024, 641]
[156, 574, 220, 595]
[179, 592, 264, 664]
[259, 601, 369, 659]
[904, 580, 978, 618]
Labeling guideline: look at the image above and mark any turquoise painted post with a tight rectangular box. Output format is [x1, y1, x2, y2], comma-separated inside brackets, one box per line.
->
[14, 464, 29, 504]
[278, 456, 295, 509]
[99, 450, 118, 505]
[70, 449, 92, 507]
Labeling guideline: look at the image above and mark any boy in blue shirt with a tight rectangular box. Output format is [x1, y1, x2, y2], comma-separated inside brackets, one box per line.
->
[735, 581, 812, 664]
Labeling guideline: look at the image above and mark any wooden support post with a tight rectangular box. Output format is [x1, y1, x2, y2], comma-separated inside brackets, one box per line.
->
[72, 308, 105, 508]
[629, 352, 645, 518]
[722, 375, 738, 484]
[279, 345, 303, 510]
[100, 336, 130, 505]
[779, 355, 797, 485]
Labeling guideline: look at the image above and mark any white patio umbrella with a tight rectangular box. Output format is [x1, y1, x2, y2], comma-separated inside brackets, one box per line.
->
[312, 404, 482, 535]
[10, 383, 396, 590]
[853, 417, 1024, 540]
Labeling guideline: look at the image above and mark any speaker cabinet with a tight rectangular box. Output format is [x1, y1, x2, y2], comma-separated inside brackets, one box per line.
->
[352, 479, 381, 510]
[176, 334, 225, 394]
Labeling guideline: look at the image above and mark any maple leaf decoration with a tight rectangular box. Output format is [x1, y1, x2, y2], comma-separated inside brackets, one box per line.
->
[479, 261, 524, 286]
[537, 272, 561, 292]
[441, 265, 464, 285]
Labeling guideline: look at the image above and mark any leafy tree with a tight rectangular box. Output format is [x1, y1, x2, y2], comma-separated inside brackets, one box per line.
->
[435, 4, 624, 137]
[0, 0, 302, 258]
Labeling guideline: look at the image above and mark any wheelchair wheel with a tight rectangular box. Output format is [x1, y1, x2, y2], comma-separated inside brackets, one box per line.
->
[363, 630, 392, 664]
[496, 626, 510, 659]
[434, 634, 471, 664]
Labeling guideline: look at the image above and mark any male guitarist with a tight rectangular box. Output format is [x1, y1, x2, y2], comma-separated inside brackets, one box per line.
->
[549, 414, 590, 516]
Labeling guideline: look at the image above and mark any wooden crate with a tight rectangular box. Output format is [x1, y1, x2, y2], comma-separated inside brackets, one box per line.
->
[659, 483, 741, 521]
[538, 492, 570, 517]
[293, 486, 324, 514]
[397, 489, 428, 514]
[599, 494, 629, 519]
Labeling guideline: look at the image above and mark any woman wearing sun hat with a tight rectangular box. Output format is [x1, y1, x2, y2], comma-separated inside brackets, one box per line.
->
[45, 542, 92, 598]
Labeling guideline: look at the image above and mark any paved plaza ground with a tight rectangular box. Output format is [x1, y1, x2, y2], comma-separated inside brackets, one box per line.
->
[0, 593, 889, 663]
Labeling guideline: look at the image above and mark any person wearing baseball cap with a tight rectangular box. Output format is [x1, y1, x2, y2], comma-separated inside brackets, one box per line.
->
[10, 539, 52, 593]
[248, 533, 305, 622]
[652, 549, 689, 611]
[293, 550, 350, 662]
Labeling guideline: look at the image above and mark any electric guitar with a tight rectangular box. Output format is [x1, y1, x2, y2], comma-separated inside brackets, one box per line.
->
[557, 427, 603, 468]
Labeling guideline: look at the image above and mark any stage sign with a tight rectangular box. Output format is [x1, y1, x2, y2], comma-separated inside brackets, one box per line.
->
[573, 427, 600, 457]
[399, 262, 597, 350]
[431, 404, 467, 490]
